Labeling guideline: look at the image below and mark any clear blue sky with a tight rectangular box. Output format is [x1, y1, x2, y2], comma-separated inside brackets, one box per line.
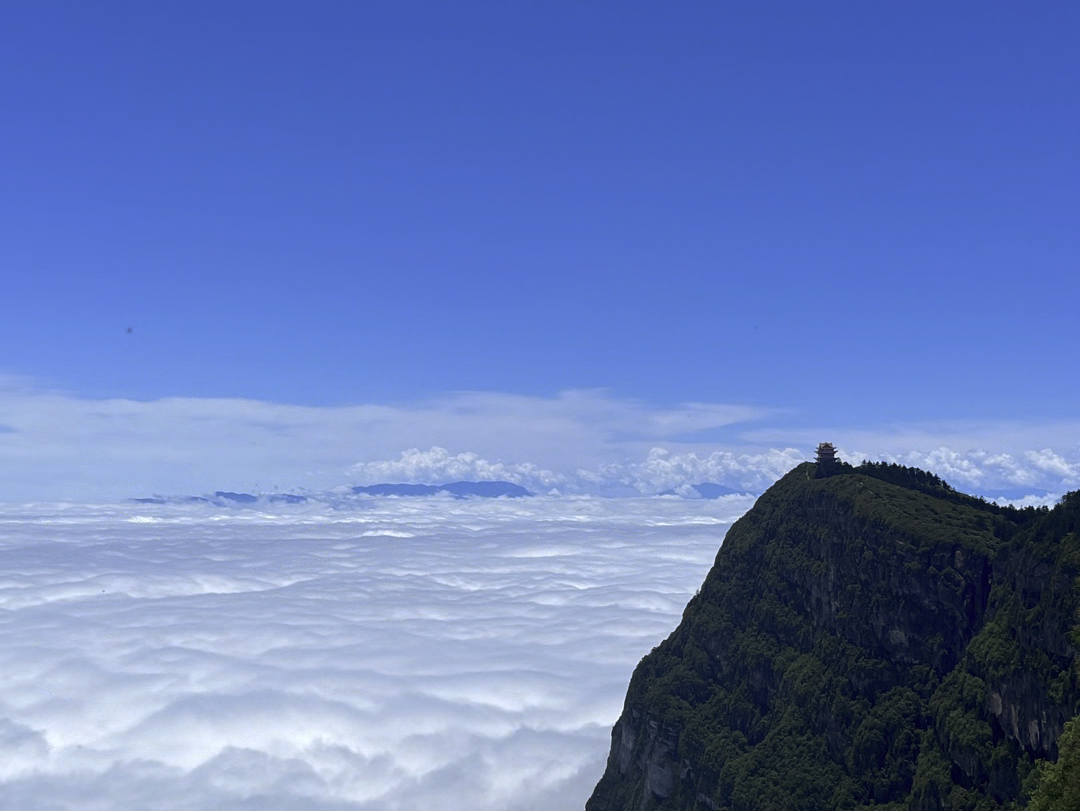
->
[3, 1, 1078, 430]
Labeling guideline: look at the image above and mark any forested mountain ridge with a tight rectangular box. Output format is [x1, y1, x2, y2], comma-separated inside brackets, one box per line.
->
[587, 462, 1080, 810]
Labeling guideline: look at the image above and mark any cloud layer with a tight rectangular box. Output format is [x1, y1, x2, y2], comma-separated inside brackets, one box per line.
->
[0, 381, 769, 500]
[348, 446, 809, 497]
[349, 442, 1079, 503]
[0, 378, 1077, 502]
[0, 495, 752, 810]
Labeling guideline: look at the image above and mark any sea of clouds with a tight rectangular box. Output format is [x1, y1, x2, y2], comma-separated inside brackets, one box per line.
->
[0, 494, 754, 810]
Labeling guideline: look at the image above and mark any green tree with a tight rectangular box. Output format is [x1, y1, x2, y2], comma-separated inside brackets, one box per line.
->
[1028, 716, 1080, 811]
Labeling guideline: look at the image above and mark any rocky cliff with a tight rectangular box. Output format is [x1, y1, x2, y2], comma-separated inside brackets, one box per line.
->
[587, 462, 1080, 810]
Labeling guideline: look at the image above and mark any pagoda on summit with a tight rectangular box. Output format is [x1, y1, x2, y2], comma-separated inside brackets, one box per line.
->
[815, 442, 839, 465]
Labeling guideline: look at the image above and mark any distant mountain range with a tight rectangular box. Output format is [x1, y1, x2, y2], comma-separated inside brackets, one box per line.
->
[131, 491, 311, 505]
[129, 480, 761, 505]
[130, 481, 533, 505]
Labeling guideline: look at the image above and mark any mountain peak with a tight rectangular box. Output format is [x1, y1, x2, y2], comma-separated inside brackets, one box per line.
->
[588, 463, 1077, 810]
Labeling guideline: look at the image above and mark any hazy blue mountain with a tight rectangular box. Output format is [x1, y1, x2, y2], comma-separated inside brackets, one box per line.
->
[129, 482, 530, 506]
[265, 493, 308, 504]
[214, 491, 258, 504]
[351, 481, 532, 498]
[351, 483, 442, 497]
[130, 492, 306, 506]
[439, 481, 532, 498]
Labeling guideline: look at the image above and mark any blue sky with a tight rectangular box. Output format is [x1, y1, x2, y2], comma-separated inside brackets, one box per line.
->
[2, 2, 1078, 499]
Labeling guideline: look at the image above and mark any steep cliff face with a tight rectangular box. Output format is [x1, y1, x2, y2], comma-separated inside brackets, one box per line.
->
[587, 464, 1080, 811]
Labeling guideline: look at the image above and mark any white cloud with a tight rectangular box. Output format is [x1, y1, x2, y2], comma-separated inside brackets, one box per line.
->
[745, 421, 1080, 497]
[0, 384, 769, 501]
[589, 447, 806, 494]
[1025, 449, 1080, 483]
[345, 440, 1078, 500]
[349, 447, 566, 492]
[0, 496, 750, 810]
[848, 445, 1080, 495]
[1, 379, 1077, 501]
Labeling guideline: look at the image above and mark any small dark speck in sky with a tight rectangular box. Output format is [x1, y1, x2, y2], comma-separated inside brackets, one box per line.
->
[126, 327, 133, 334]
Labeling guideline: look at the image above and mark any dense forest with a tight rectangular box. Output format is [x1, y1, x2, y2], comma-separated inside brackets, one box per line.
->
[587, 461, 1080, 810]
